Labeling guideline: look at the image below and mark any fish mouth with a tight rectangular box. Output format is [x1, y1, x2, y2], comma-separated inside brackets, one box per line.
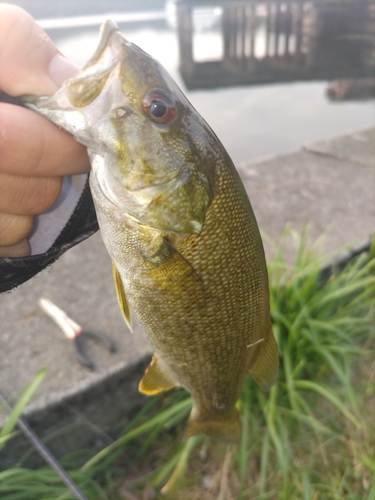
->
[85, 20, 122, 69]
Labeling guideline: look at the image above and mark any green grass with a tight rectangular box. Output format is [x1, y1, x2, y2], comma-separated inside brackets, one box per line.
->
[1, 230, 374, 499]
[0, 368, 47, 454]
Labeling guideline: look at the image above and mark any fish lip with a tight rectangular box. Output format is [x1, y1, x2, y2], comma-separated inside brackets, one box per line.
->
[85, 20, 121, 69]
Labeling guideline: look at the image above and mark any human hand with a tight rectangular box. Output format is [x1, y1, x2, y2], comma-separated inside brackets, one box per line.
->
[0, 4, 90, 258]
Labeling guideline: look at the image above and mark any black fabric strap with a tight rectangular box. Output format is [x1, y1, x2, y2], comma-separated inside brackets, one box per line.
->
[0, 177, 98, 293]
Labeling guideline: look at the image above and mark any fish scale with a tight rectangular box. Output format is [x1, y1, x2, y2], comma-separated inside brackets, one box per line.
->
[22, 20, 279, 443]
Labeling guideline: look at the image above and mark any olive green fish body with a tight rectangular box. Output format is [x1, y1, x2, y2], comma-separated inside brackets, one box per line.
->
[23, 21, 278, 442]
[92, 145, 277, 442]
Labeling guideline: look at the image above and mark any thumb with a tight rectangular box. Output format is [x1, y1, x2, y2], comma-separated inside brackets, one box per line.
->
[0, 4, 78, 96]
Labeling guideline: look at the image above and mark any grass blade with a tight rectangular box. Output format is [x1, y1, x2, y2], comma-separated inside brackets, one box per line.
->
[0, 368, 47, 451]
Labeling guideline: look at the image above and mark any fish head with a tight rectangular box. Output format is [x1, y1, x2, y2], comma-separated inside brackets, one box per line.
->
[23, 20, 218, 235]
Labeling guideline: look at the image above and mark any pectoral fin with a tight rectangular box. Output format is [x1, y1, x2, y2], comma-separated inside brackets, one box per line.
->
[248, 322, 279, 391]
[145, 237, 206, 308]
[139, 354, 179, 395]
[112, 262, 132, 332]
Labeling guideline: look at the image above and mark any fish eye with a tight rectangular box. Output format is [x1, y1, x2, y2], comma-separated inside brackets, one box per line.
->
[142, 90, 176, 124]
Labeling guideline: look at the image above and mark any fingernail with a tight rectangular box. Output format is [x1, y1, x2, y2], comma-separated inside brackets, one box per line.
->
[49, 53, 79, 88]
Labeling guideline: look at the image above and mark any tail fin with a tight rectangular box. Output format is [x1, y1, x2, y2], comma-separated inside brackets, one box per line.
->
[183, 408, 241, 443]
[249, 321, 279, 391]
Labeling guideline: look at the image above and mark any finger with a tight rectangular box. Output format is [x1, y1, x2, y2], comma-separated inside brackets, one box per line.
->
[0, 213, 33, 246]
[0, 4, 78, 95]
[0, 5, 90, 177]
[0, 103, 89, 176]
[0, 239, 30, 257]
[0, 172, 62, 215]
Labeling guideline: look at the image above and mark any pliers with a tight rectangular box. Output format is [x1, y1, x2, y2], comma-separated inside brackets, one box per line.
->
[38, 297, 116, 370]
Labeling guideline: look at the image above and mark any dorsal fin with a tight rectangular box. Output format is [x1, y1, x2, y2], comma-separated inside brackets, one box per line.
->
[139, 354, 179, 395]
[112, 261, 132, 332]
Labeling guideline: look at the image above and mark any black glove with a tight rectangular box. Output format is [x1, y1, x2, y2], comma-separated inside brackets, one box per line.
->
[0, 177, 98, 293]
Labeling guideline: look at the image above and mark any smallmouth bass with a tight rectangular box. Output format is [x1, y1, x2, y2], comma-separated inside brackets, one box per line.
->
[24, 21, 279, 443]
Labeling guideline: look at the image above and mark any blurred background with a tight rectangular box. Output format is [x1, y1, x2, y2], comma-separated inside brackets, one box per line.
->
[5, 0, 375, 166]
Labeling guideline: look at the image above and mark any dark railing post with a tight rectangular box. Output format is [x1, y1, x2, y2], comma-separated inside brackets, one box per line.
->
[294, 2, 304, 61]
[223, 5, 231, 63]
[176, 1, 193, 67]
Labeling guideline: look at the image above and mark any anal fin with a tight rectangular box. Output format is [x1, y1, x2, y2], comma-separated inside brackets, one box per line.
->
[139, 354, 179, 395]
[112, 261, 132, 332]
[248, 322, 279, 391]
